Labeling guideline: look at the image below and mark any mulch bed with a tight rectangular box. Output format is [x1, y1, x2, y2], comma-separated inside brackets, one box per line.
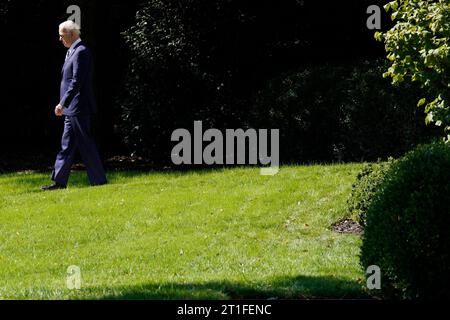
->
[332, 219, 363, 235]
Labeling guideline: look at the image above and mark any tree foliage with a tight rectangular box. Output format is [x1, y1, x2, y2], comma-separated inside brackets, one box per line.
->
[376, 0, 450, 141]
[119, 0, 434, 163]
[118, 0, 317, 162]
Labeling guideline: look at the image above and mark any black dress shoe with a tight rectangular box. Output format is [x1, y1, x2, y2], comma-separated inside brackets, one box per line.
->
[41, 183, 67, 191]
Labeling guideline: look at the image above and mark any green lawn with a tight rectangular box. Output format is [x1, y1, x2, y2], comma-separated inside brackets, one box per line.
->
[0, 164, 369, 300]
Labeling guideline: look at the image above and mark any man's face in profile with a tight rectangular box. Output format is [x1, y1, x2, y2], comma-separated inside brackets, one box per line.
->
[59, 28, 74, 48]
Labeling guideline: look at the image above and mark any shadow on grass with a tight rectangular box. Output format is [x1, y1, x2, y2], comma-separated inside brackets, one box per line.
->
[86, 275, 370, 300]
[2, 162, 357, 194]
[0, 168, 245, 197]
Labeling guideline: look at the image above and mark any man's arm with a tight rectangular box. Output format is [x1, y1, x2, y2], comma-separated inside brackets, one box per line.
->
[59, 48, 90, 108]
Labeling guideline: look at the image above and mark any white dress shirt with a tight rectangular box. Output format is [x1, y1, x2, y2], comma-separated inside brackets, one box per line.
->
[66, 38, 82, 60]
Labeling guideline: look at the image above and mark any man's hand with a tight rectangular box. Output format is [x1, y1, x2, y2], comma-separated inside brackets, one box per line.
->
[55, 104, 64, 117]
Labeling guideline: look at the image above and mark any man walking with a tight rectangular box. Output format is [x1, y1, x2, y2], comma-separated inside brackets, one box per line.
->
[42, 21, 107, 190]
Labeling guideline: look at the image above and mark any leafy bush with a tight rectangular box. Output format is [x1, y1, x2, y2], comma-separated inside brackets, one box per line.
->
[360, 141, 450, 299]
[250, 63, 348, 162]
[376, 0, 450, 140]
[345, 159, 394, 226]
[337, 61, 436, 161]
[118, 0, 314, 163]
[250, 60, 437, 163]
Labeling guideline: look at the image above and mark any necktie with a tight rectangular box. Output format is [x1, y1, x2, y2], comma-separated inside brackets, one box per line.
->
[65, 50, 71, 61]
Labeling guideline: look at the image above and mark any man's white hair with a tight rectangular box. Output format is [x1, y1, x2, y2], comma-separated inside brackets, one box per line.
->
[59, 20, 81, 35]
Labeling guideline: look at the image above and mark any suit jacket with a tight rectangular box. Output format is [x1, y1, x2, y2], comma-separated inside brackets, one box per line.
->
[60, 41, 97, 116]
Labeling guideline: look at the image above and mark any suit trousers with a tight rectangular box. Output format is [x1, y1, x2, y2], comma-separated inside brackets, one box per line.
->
[51, 115, 107, 186]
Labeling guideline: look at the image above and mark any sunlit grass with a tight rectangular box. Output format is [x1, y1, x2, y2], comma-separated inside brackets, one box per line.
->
[0, 164, 368, 299]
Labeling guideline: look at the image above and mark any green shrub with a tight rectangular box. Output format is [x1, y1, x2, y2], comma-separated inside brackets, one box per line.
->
[345, 159, 394, 226]
[119, 0, 438, 164]
[250, 60, 438, 163]
[360, 141, 450, 299]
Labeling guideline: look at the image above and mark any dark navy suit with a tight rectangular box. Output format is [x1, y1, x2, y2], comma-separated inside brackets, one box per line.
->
[51, 40, 107, 186]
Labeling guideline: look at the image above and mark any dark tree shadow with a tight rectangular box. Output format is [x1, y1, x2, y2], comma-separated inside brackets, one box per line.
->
[84, 275, 370, 300]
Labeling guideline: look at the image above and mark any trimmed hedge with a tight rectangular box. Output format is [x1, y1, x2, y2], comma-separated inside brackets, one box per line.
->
[360, 141, 450, 299]
[345, 159, 394, 226]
